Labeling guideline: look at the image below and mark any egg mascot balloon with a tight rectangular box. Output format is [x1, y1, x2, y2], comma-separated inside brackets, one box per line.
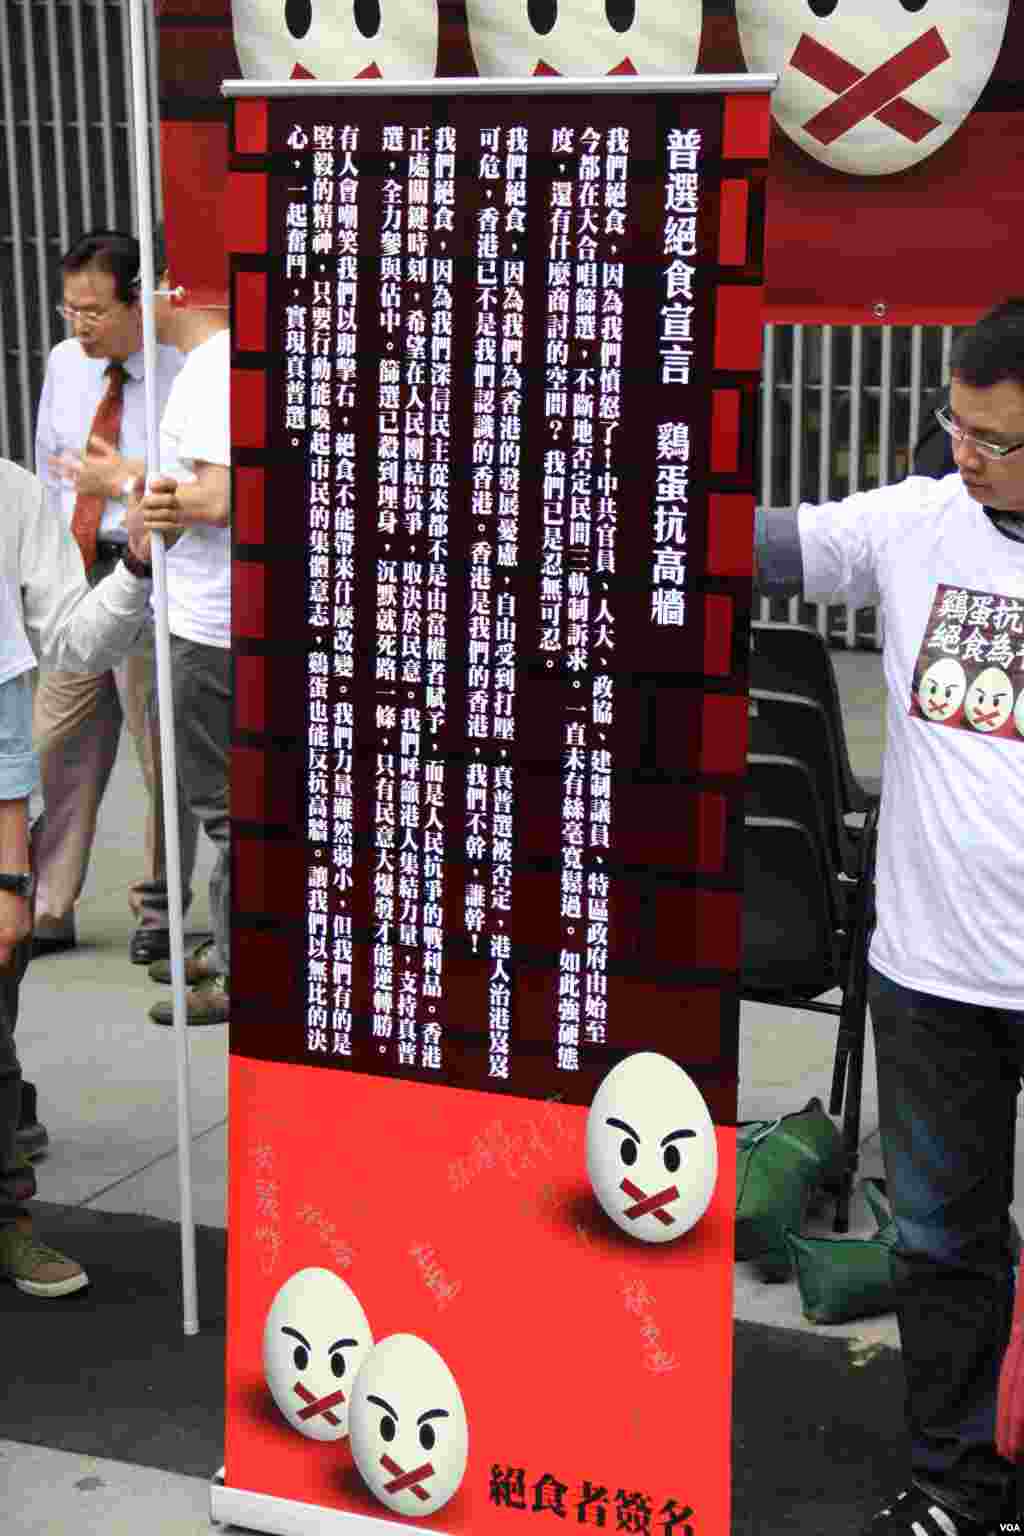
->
[232, 0, 439, 80]
[464, 0, 700, 79]
[734, 0, 1010, 175]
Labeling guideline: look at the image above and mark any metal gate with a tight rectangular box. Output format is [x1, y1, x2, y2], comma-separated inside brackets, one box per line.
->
[0, 0, 160, 465]
[1, 6, 958, 649]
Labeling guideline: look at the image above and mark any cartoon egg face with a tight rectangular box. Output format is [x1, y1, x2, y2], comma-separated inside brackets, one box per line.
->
[586, 1051, 718, 1244]
[262, 1267, 373, 1441]
[734, 0, 1010, 175]
[964, 664, 1014, 732]
[464, 0, 699, 78]
[232, 0, 439, 80]
[349, 1334, 468, 1516]
[916, 655, 967, 722]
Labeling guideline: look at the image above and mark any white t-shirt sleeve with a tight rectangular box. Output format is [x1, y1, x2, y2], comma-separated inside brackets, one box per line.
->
[796, 484, 907, 611]
[160, 331, 231, 477]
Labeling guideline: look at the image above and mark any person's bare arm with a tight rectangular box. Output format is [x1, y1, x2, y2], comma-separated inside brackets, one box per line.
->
[140, 463, 230, 536]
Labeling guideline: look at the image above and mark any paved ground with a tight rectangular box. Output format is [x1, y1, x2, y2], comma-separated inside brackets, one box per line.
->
[8, 646, 1006, 1533]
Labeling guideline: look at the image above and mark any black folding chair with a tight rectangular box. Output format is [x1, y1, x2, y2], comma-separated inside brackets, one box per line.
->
[741, 803, 879, 1232]
[750, 622, 882, 811]
[745, 753, 848, 918]
[747, 689, 863, 879]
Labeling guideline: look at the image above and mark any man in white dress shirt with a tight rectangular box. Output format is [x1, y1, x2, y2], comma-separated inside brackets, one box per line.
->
[33, 231, 197, 964]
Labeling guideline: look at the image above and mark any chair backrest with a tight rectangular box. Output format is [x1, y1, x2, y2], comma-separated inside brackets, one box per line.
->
[750, 622, 868, 815]
[741, 816, 841, 994]
[745, 753, 844, 911]
[747, 689, 857, 877]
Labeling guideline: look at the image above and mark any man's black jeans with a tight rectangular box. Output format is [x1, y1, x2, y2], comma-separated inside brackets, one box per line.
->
[0, 934, 35, 1225]
[870, 965, 1022, 1523]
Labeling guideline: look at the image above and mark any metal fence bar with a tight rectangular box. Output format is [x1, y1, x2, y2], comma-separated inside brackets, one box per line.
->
[908, 324, 923, 465]
[93, 0, 118, 227]
[145, 0, 163, 219]
[46, 0, 72, 256]
[787, 323, 804, 627]
[0, 2, 35, 462]
[878, 325, 893, 487]
[68, 0, 93, 231]
[21, 0, 53, 366]
[843, 326, 864, 646]
[814, 325, 834, 638]
[121, 0, 140, 229]
[941, 325, 954, 385]
[758, 322, 775, 624]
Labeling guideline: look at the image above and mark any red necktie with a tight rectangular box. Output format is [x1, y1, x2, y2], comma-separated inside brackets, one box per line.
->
[70, 361, 127, 570]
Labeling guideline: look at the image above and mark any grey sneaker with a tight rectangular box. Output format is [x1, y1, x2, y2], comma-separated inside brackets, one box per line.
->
[149, 973, 229, 1027]
[148, 937, 221, 987]
[0, 1219, 89, 1298]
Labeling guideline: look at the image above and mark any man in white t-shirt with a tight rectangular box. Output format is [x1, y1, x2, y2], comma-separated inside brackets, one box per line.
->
[127, 277, 232, 1029]
[756, 300, 1024, 1536]
[0, 453, 154, 1300]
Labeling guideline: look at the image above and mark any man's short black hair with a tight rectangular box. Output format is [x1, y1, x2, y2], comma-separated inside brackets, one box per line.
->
[61, 230, 140, 305]
[951, 299, 1024, 391]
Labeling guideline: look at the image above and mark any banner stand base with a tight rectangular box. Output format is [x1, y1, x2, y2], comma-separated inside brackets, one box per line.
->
[210, 1468, 445, 1534]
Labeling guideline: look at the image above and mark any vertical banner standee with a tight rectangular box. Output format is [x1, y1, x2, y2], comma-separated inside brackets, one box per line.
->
[214, 75, 772, 1536]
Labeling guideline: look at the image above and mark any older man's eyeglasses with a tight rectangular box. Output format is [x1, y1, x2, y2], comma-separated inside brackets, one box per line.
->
[55, 302, 119, 327]
[934, 405, 1024, 462]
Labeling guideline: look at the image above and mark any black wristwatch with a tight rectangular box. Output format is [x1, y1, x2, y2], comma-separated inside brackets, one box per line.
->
[0, 872, 33, 897]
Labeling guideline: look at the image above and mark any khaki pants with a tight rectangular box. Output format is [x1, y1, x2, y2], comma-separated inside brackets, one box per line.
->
[32, 600, 198, 932]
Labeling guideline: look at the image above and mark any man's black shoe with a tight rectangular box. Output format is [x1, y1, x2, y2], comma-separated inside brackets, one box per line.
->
[863, 1486, 1003, 1534]
[31, 931, 76, 958]
[129, 926, 171, 965]
[15, 1081, 49, 1159]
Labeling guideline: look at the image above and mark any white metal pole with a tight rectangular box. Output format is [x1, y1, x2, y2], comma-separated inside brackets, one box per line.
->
[127, 0, 199, 1338]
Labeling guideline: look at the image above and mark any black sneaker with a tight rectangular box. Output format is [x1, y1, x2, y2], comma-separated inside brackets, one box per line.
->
[864, 1487, 997, 1534]
[15, 1080, 49, 1159]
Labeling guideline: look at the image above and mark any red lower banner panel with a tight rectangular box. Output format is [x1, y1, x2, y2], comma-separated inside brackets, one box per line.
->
[225, 1057, 735, 1533]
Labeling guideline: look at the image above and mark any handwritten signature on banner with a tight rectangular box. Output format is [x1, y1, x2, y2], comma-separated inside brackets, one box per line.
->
[448, 1098, 580, 1193]
[620, 1275, 682, 1376]
[295, 1202, 356, 1271]
[409, 1240, 462, 1310]
[251, 1140, 283, 1277]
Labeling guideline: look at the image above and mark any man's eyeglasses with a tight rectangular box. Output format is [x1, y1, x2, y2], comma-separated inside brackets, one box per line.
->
[55, 302, 119, 327]
[934, 405, 1024, 462]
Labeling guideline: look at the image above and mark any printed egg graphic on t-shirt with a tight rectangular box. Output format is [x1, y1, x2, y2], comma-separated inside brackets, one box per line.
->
[232, 0, 439, 80]
[915, 655, 967, 725]
[262, 1267, 373, 1441]
[734, 0, 1010, 175]
[349, 1334, 468, 1516]
[464, 0, 700, 78]
[586, 1051, 718, 1244]
[964, 665, 1015, 736]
